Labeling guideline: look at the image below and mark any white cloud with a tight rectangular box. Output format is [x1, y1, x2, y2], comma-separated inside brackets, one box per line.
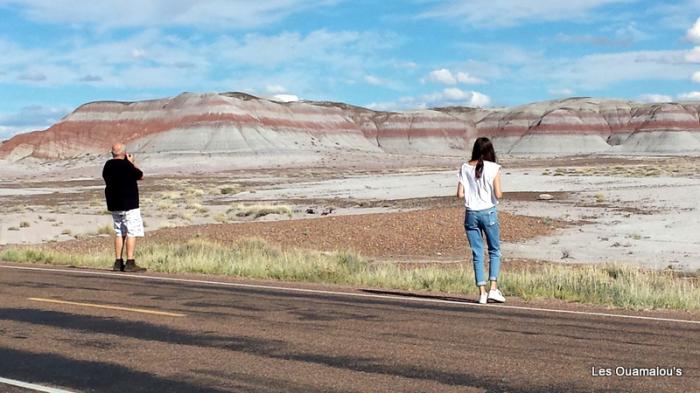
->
[270, 94, 299, 102]
[362, 74, 404, 90]
[368, 88, 491, 110]
[17, 71, 47, 81]
[678, 91, 700, 100]
[364, 75, 384, 86]
[426, 68, 457, 84]
[130, 48, 147, 60]
[419, 0, 632, 28]
[554, 23, 649, 47]
[0, 105, 69, 138]
[693, 71, 700, 83]
[456, 72, 484, 84]
[425, 68, 485, 85]
[213, 30, 399, 69]
[548, 88, 574, 97]
[638, 94, 672, 103]
[0, 28, 401, 95]
[687, 17, 700, 44]
[0, 0, 340, 29]
[686, 47, 700, 63]
[525, 50, 695, 90]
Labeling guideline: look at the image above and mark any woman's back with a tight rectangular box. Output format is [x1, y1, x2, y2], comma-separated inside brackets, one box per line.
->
[458, 160, 500, 210]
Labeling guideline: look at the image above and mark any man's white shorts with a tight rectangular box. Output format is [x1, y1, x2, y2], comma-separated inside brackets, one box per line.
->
[111, 208, 144, 237]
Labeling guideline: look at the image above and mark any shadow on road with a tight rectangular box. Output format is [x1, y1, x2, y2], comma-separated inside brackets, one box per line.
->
[0, 308, 608, 393]
[360, 288, 478, 304]
[0, 347, 228, 393]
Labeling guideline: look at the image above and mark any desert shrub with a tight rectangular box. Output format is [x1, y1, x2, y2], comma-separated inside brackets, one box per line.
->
[227, 204, 293, 219]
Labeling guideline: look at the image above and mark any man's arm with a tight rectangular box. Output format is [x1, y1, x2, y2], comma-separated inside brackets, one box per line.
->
[127, 153, 144, 180]
[456, 182, 464, 199]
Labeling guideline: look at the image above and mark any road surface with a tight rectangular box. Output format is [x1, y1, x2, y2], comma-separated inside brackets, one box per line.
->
[0, 264, 697, 392]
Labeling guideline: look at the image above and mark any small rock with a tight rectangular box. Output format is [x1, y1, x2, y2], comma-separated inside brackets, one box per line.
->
[538, 193, 554, 200]
[305, 208, 316, 214]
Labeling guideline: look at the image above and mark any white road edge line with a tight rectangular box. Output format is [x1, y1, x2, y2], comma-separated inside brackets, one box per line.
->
[0, 376, 76, 393]
[2, 264, 699, 325]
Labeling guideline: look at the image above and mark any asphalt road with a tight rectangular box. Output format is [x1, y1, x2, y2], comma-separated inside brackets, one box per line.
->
[0, 264, 697, 393]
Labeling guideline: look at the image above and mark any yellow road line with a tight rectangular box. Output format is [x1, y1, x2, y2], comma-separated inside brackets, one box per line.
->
[28, 297, 185, 317]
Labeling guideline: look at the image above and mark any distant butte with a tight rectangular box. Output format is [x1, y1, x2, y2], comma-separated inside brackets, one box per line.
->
[1, 92, 699, 161]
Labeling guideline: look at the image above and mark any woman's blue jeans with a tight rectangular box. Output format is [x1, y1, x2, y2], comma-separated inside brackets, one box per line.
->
[464, 207, 501, 286]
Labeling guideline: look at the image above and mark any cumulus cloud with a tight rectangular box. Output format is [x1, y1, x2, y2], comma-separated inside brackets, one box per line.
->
[687, 17, 700, 44]
[638, 94, 672, 103]
[270, 94, 299, 102]
[678, 91, 700, 100]
[426, 68, 456, 84]
[367, 87, 491, 111]
[693, 71, 700, 83]
[425, 68, 485, 85]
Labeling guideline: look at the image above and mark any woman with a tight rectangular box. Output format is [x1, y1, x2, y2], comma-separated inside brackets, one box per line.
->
[457, 137, 505, 304]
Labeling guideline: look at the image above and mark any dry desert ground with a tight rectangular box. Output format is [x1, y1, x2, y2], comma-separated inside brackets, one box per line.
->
[1, 153, 698, 274]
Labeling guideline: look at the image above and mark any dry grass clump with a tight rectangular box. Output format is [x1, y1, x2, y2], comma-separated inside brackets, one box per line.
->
[157, 200, 177, 211]
[95, 224, 113, 235]
[227, 203, 293, 219]
[503, 263, 698, 311]
[1, 240, 697, 312]
[213, 213, 228, 223]
[543, 164, 694, 178]
[220, 185, 241, 195]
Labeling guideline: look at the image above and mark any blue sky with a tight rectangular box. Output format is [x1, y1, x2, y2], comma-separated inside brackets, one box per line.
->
[1, 0, 700, 138]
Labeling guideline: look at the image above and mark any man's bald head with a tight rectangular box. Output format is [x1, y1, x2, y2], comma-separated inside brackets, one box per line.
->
[111, 143, 126, 158]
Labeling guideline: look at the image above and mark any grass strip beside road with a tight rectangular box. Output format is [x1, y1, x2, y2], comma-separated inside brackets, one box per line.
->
[1, 238, 698, 312]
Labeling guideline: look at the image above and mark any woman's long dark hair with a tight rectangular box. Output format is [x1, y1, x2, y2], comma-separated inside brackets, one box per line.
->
[470, 137, 497, 179]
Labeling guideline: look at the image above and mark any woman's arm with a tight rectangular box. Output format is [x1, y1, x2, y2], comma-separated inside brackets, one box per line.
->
[457, 182, 465, 199]
[493, 172, 503, 199]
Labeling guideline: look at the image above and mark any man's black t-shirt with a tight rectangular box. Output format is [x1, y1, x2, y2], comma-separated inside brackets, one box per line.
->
[102, 158, 143, 212]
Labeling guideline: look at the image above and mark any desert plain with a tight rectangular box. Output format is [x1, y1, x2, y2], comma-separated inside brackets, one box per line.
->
[2, 151, 698, 274]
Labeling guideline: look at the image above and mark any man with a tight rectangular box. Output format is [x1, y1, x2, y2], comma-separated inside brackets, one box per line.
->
[103, 143, 146, 272]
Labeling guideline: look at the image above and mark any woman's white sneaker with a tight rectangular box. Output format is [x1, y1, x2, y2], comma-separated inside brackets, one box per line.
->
[478, 293, 488, 304]
[487, 289, 506, 303]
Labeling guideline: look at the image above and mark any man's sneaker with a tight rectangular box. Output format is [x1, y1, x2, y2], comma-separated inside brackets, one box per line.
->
[487, 288, 506, 303]
[478, 292, 488, 304]
[112, 259, 124, 272]
[124, 259, 146, 272]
